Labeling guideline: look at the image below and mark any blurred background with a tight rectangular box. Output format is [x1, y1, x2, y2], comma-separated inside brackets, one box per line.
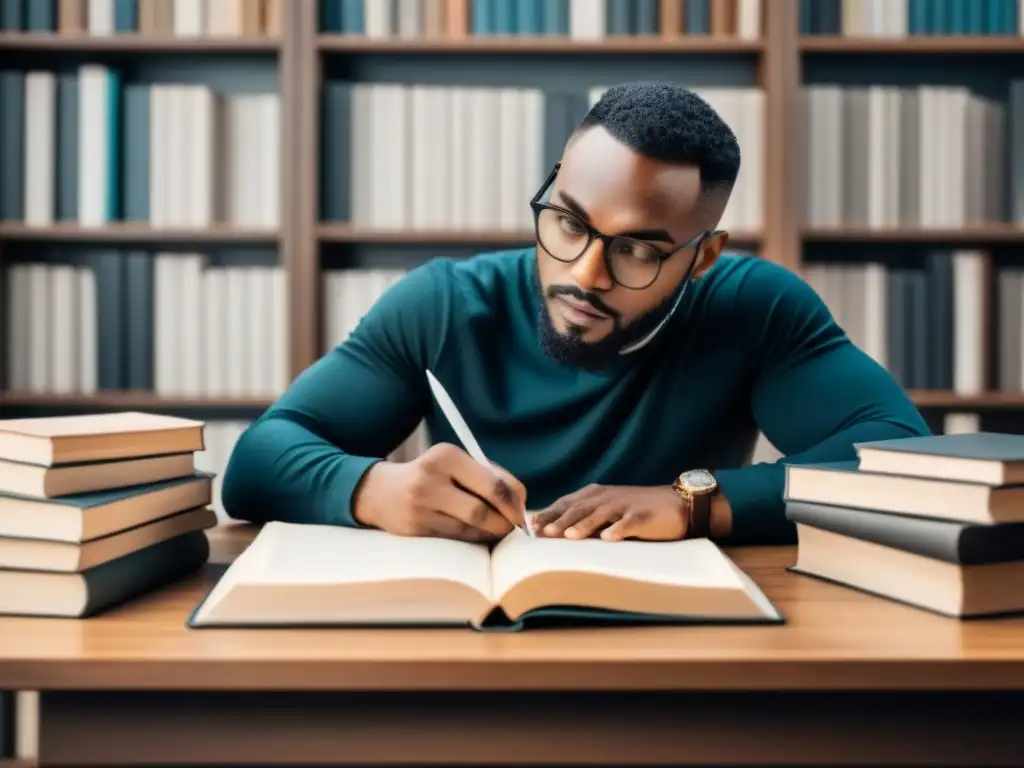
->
[2, 0, 1023, 758]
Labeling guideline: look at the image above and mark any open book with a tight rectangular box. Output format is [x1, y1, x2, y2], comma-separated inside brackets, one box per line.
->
[188, 522, 783, 630]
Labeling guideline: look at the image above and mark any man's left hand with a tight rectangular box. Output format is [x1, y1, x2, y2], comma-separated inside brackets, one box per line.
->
[530, 484, 688, 541]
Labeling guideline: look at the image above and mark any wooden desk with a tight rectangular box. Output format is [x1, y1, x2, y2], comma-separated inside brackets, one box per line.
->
[1, 523, 1023, 766]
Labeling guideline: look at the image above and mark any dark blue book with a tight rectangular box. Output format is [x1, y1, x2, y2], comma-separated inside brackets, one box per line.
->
[0, 70, 25, 221]
[320, 81, 351, 222]
[114, 0, 137, 31]
[0, 529, 210, 618]
[0, 0, 22, 30]
[121, 82, 149, 222]
[26, 0, 55, 30]
[123, 250, 154, 390]
[56, 71, 79, 221]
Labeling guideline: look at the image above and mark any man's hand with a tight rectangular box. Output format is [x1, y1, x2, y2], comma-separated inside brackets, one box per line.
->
[530, 484, 688, 541]
[353, 443, 527, 542]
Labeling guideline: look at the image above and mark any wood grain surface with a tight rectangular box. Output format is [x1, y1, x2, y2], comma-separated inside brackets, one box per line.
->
[1, 522, 1023, 692]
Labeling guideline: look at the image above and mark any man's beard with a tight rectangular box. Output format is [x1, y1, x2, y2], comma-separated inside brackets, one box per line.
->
[534, 270, 686, 372]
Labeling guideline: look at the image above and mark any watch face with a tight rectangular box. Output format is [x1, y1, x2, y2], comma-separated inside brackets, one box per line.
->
[684, 469, 716, 491]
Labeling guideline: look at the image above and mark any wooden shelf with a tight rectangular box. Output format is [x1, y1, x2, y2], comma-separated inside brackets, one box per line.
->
[318, 224, 764, 245]
[0, 223, 278, 244]
[910, 391, 1024, 408]
[0, 32, 278, 52]
[802, 225, 1024, 244]
[317, 34, 763, 54]
[0, 393, 273, 410]
[800, 35, 1024, 53]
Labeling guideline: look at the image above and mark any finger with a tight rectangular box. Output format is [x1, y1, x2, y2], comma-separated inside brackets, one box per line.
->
[431, 481, 514, 538]
[441, 450, 526, 529]
[533, 484, 602, 532]
[600, 509, 649, 541]
[564, 505, 625, 539]
[420, 509, 498, 543]
[542, 503, 595, 537]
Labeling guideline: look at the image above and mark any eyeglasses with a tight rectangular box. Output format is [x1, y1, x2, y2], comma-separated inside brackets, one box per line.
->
[529, 163, 719, 290]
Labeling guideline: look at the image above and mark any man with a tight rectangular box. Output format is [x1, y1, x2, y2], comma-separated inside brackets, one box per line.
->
[221, 81, 929, 546]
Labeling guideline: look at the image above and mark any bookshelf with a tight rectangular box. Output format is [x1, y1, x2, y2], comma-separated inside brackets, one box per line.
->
[3, 0, 1024, 427]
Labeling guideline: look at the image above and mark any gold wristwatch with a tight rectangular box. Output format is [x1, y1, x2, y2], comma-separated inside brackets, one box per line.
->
[671, 469, 717, 539]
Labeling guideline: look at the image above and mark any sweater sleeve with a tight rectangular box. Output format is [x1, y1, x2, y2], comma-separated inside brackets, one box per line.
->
[219, 260, 452, 527]
[712, 260, 932, 545]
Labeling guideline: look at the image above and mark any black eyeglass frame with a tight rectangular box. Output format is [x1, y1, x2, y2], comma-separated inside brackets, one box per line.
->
[528, 162, 725, 290]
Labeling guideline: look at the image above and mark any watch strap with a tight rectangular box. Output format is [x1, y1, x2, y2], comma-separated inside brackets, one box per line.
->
[687, 491, 712, 539]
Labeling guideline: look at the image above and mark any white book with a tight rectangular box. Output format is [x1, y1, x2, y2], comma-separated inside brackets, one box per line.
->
[736, 0, 761, 39]
[189, 87, 216, 227]
[87, 0, 114, 34]
[202, 267, 227, 397]
[243, 267, 270, 396]
[76, 266, 97, 395]
[179, 254, 205, 396]
[24, 71, 56, 227]
[260, 93, 280, 229]
[862, 262, 887, 368]
[447, 87, 470, 229]
[409, 85, 432, 229]
[174, 0, 205, 36]
[364, 0, 393, 37]
[77, 66, 111, 227]
[270, 267, 289, 394]
[519, 89, 544, 229]
[569, 0, 605, 40]
[27, 264, 50, 393]
[224, 267, 247, 396]
[48, 265, 78, 395]
[742, 89, 764, 231]
[466, 88, 498, 229]
[426, 87, 451, 229]
[206, 0, 241, 35]
[396, 0, 421, 37]
[953, 250, 986, 395]
[496, 89, 521, 231]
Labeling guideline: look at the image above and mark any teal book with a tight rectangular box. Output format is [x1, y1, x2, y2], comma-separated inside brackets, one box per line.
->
[187, 522, 783, 631]
[0, 529, 210, 618]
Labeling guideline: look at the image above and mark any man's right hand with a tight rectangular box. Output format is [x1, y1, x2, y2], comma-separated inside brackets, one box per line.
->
[352, 443, 528, 542]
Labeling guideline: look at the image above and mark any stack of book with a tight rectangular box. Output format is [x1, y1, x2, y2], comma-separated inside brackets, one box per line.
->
[783, 432, 1024, 618]
[0, 411, 217, 618]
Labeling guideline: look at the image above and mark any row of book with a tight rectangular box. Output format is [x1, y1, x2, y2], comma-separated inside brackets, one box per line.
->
[804, 251, 988, 393]
[801, 84, 1014, 229]
[320, 0, 762, 38]
[0, 68, 280, 229]
[0, 0, 282, 37]
[323, 82, 764, 233]
[5, 255, 289, 398]
[800, 0, 1024, 36]
[786, 431, 1024, 618]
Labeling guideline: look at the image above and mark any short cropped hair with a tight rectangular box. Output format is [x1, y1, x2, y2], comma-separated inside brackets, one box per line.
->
[578, 81, 741, 193]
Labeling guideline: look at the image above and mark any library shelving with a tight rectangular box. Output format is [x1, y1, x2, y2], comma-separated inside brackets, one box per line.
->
[4, 0, 1024, 428]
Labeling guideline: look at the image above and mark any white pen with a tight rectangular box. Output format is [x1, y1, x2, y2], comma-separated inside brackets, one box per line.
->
[425, 369, 533, 537]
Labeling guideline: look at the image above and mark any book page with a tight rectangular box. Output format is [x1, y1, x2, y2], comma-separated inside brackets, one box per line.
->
[250, 522, 493, 593]
[489, 528, 744, 602]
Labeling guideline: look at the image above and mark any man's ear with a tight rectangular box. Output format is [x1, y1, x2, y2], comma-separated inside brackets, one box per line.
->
[692, 232, 728, 278]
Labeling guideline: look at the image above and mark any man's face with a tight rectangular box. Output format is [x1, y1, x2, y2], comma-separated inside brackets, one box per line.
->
[534, 126, 726, 369]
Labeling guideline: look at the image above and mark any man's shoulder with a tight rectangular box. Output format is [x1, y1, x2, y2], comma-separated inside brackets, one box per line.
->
[700, 253, 823, 315]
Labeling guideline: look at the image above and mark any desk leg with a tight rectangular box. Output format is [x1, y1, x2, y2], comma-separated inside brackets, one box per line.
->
[38, 689, 1024, 766]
